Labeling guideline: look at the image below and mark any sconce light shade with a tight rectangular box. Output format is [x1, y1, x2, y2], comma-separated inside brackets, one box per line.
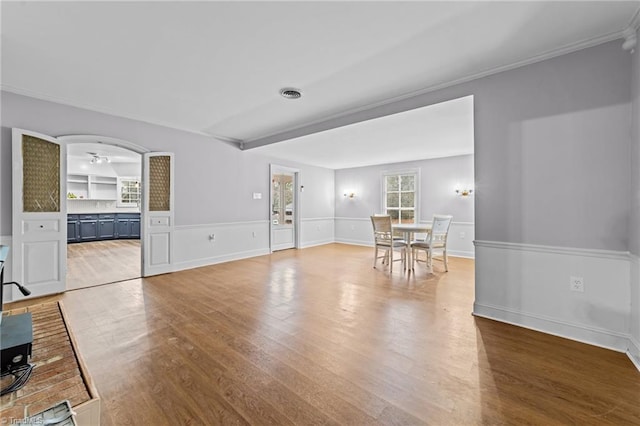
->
[455, 189, 473, 197]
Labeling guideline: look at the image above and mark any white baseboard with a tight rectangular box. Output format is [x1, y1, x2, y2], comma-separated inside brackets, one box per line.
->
[474, 240, 632, 354]
[448, 249, 475, 258]
[474, 302, 630, 353]
[299, 239, 334, 249]
[628, 335, 640, 371]
[334, 238, 372, 247]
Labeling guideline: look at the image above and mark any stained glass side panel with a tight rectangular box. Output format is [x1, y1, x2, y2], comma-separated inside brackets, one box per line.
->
[149, 156, 171, 211]
[22, 135, 60, 212]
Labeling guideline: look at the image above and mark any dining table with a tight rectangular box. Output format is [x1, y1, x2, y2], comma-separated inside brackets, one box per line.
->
[392, 223, 432, 270]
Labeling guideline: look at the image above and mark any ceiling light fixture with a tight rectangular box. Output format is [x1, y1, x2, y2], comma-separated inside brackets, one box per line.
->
[88, 152, 110, 164]
[280, 88, 302, 99]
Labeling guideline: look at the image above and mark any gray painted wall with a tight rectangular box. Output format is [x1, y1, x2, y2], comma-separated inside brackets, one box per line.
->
[250, 40, 633, 252]
[631, 30, 640, 257]
[630, 28, 640, 361]
[335, 154, 474, 223]
[0, 91, 335, 235]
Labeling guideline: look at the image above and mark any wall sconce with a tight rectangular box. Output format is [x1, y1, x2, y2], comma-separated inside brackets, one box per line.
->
[343, 191, 356, 199]
[455, 189, 473, 197]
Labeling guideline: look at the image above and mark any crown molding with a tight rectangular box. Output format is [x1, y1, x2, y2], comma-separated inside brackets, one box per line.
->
[622, 6, 640, 51]
[628, 6, 640, 32]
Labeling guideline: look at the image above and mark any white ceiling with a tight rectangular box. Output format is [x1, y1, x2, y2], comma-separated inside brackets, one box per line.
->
[67, 143, 141, 164]
[254, 95, 474, 169]
[2, 1, 639, 168]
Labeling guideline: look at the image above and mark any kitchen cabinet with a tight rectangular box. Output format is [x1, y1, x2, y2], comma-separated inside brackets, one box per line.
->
[130, 218, 140, 238]
[116, 213, 140, 239]
[79, 215, 99, 241]
[98, 214, 115, 239]
[68, 213, 140, 243]
[67, 215, 80, 243]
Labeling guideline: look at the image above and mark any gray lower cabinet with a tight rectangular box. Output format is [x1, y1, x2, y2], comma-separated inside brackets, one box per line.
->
[98, 214, 116, 239]
[68, 213, 140, 243]
[79, 215, 99, 241]
[116, 218, 131, 238]
[130, 219, 140, 238]
[67, 215, 80, 242]
[116, 214, 140, 239]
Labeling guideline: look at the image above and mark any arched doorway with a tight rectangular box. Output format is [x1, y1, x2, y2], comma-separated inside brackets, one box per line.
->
[59, 135, 149, 289]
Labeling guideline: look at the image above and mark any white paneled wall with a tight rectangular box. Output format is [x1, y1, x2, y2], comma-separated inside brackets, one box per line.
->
[171, 217, 336, 272]
[173, 221, 271, 271]
[474, 241, 631, 352]
[630, 254, 640, 369]
[299, 218, 335, 248]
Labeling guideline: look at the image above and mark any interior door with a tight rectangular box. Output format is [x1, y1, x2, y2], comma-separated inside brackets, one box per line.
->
[270, 166, 297, 251]
[142, 152, 174, 276]
[11, 128, 67, 300]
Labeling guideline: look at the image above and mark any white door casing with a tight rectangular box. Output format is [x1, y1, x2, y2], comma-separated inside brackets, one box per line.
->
[142, 152, 175, 276]
[270, 164, 299, 252]
[12, 128, 67, 300]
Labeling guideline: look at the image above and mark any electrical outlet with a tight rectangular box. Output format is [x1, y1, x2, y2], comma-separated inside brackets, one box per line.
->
[252, 231, 256, 238]
[351, 225, 355, 231]
[316, 225, 321, 231]
[208, 233, 215, 242]
[570, 276, 584, 292]
[459, 232, 466, 239]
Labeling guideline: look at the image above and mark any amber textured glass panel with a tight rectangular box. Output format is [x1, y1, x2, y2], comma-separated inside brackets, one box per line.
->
[149, 156, 171, 211]
[22, 135, 60, 212]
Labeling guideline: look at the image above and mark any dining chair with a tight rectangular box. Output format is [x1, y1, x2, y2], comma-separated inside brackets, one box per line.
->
[411, 214, 453, 272]
[370, 215, 407, 272]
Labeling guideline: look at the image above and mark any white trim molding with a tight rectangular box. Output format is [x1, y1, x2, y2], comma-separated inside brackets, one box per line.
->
[474, 240, 633, 358]
[629, 254, 640, 371]
[474, 240, 630, 261]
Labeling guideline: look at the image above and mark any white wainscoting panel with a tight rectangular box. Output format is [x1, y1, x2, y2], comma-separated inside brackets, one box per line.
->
[299, 218, 335, 248]
[474, 240, 631, 353]
[445, 222, 474, 258]
[0, 235, 13, 303]
[334, 217, 475, 258]
[334, 217, 374, 246]
[173, 221, 271, 272]
[629, 254, 640, 370]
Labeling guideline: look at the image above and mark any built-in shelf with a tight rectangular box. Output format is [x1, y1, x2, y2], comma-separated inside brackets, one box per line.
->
[67, 174, 117, 201]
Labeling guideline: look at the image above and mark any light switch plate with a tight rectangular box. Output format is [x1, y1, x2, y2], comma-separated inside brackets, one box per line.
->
[253, 192, 262, 199]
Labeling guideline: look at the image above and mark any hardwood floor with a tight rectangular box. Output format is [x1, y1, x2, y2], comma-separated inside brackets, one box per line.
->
[67, 239, 140, 290]
[5, 244, 640, 425]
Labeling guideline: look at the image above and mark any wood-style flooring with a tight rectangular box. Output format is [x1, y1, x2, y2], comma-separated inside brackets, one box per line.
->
[6, 243, 640, 425]
[67, 239, 140, 290]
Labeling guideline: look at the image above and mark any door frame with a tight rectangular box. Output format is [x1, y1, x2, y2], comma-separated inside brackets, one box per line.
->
[58, 134, 150, 279]
[269, 164, 300, 252]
